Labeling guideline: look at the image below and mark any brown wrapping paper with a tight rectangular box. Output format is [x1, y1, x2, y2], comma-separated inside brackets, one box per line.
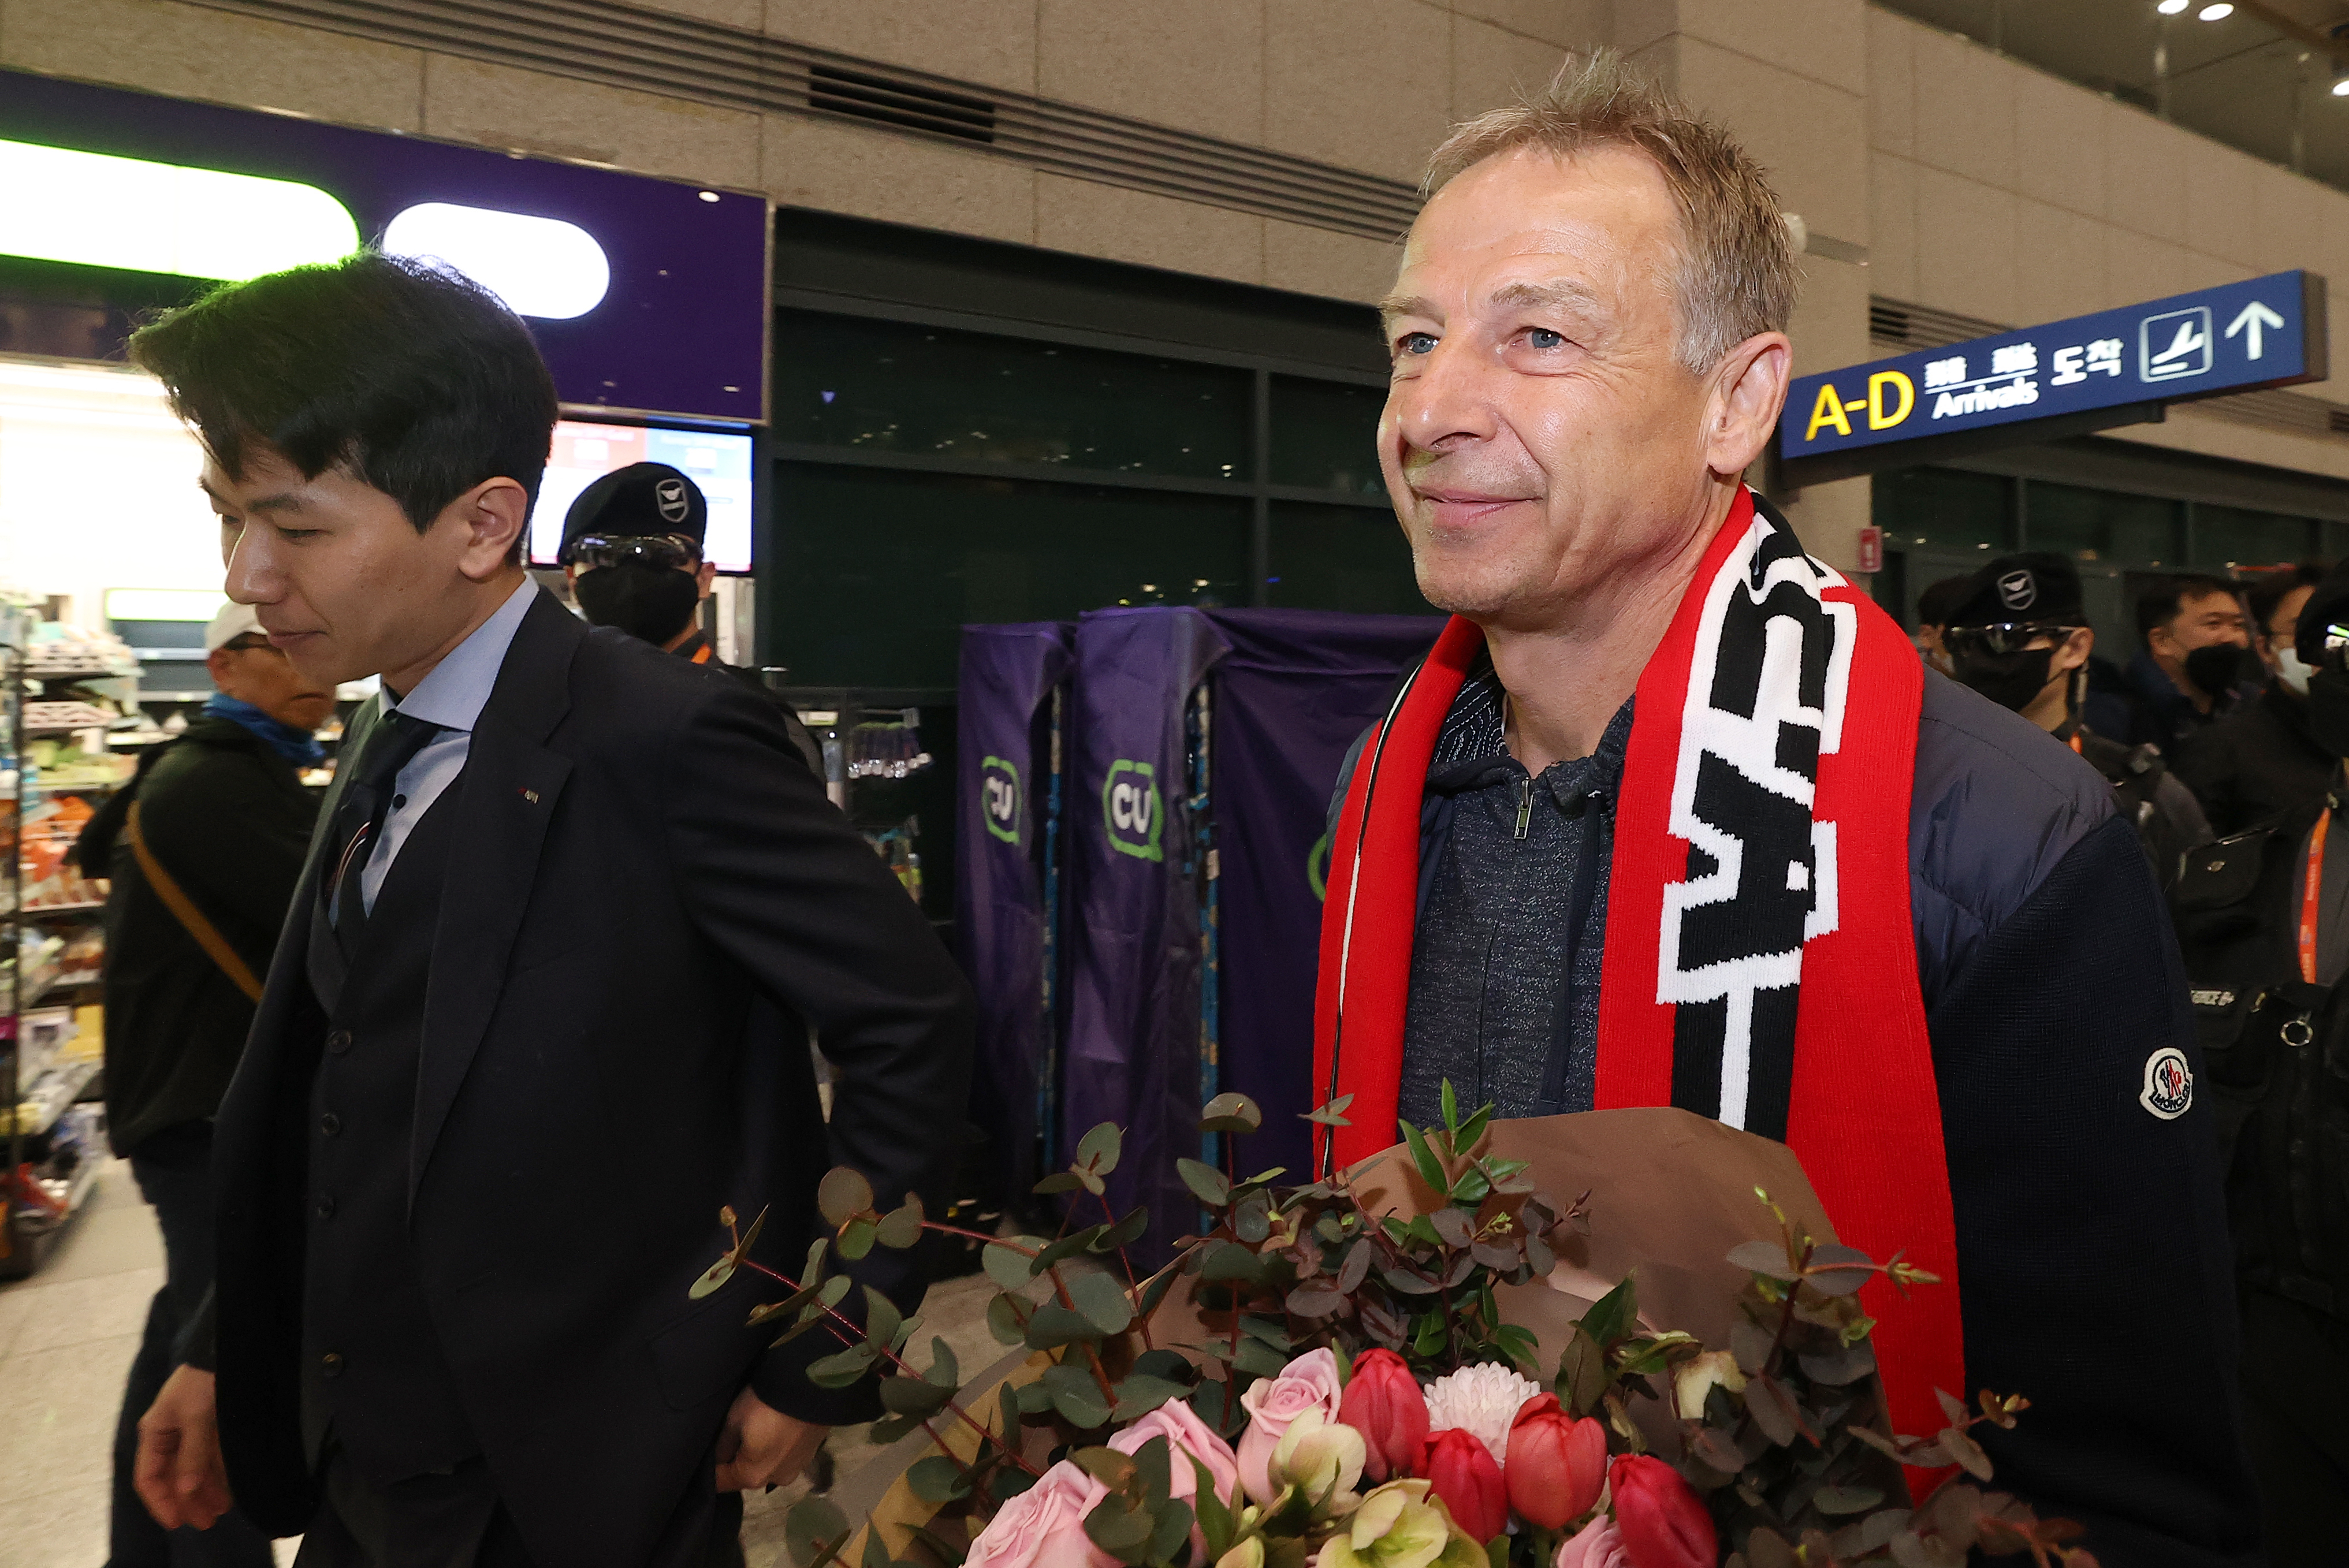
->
[831, 1107, 1841, 1562]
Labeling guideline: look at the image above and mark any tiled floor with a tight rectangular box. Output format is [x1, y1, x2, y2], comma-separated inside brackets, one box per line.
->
[0, 1164, 1004, 1566]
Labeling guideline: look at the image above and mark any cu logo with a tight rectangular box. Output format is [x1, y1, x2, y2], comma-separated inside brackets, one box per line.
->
[980, 756, 1020, 845]
[1102, 759, 1164, 862]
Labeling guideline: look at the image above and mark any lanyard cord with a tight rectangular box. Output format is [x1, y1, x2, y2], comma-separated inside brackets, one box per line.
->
[2302, 810, 2331, 985]
[2068, 732, 2083, 755]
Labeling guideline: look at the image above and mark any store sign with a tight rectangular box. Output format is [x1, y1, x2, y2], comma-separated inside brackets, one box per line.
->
[0, 69, 768, 424]
[981, 756, 1023, 845]
[1779, 271, 2326, 473]
[1102, 760, 1164, 862]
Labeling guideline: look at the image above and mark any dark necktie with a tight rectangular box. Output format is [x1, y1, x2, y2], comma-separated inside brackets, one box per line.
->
[306, 707, 442, 1012]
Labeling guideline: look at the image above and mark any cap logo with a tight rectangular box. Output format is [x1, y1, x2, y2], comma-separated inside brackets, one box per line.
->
[655, 477, 690, 524]
[2140, 1046, 2194, 1120]
[1997, 570, 2036, 612]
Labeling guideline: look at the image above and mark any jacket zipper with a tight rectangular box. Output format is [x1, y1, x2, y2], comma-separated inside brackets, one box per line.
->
[1514, 774, 1532, 840]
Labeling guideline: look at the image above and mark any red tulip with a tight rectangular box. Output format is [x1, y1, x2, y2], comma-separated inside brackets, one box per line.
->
[1423, 1427, 1508, 1544]
[1338, 1349, 1431, 1483]
[1607, 1455, 1715, 1568]
[1504, 1394, 1607, 1529]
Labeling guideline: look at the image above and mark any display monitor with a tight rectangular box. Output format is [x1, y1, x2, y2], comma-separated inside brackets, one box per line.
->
[530, 419, 754, 574]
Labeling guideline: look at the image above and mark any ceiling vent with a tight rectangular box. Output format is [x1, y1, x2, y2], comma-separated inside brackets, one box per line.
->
[1867, 303, 1912, 345]
[807, 66, 993, 146]
[178, 0, 1419, 242]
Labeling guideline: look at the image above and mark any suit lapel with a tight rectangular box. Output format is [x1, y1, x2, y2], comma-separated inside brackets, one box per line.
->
[408, 594, 583, 1204]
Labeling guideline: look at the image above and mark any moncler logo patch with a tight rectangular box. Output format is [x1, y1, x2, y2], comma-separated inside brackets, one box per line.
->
[1997, 569, 2036, 611]
[2140, 1046, 2194, 1120]
[656, 477, 690, 523]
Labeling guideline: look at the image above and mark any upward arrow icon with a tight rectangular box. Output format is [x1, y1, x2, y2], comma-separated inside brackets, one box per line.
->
[2226, 300, 2287, 360]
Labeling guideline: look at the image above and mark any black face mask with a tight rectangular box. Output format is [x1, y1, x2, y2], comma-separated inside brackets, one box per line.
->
[574, 562, 701, 646]
[1951, 646, 2056, 713]
[2183, 643, 2255, 702]
[2308, 669, 2349, 758]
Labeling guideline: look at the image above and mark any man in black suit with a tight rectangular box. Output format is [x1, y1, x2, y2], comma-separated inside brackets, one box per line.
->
[126, 253, 973, 1566]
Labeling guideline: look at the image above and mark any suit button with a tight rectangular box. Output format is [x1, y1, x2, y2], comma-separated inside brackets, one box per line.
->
[321, 1352, 345, 1378]
[315, 1194, 335, 1220]
[326, 1030, 353, 1054]
[319, 1112, 341, 1137]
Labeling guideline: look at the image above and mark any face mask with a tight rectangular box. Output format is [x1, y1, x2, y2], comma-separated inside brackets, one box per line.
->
[573, 562, 702, 646]
[2276, 645, 2313, 697]
[1951, 647, 2056, 713]
[2183, 643, 2254, 702]
[2307, 669, 2349, 758]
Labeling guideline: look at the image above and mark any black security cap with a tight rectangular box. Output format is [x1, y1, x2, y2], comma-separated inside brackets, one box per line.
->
[2295, 558, 2349, 664]
[561, 462, 706, 552]
[1946, 552, 2084, 628]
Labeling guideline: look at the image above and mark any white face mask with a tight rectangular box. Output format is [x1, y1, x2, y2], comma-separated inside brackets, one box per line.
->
[2277, 644, 2313, 697]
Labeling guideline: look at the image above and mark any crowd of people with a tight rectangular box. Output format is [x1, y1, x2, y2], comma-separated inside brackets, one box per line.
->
[1917, 550, 2348, 1560]
[70, 45, 2335, 1568]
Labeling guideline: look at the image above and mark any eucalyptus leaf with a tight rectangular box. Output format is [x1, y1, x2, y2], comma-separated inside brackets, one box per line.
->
[1149, 1500, 1194, 1565]
[838, 1217, 878, 1262]
[880, 1376, 953, 1417]
[1077, 1123, 1123, 1175]
[1069, 1269, 1137, 1335]
[862, 1286, 903, 1354]
[1045, 1365, 1113, 1429]
[985, 1242, 1038, 1293]
[1034, 1172, 1084, 1195]
[925, 1336, 961, 1391]
[1199, 1091, 1262, 1133]
[1303, 1093, 1354, 1127]
[876, 1197, 926, 1250]
[817, 1168, 876, 1227]
[1032, 1227, 1110, 1276]
[907, 1454, 975, 1503]
[1577, 1273, 1639, 1347]
[1026, 1303, 1105, 1350]
[688, 1257, 736, 1299]
[1200, 1242, 1261, 1284]
[1176, 1158, 1232, 1208]
[807, 1344, 876, 1390]
[785, 1496, 851, 1568]
[1112, 1373, 1190, 1421]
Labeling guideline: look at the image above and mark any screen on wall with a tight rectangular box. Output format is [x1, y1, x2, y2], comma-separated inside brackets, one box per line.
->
[529, 420, 755, 575]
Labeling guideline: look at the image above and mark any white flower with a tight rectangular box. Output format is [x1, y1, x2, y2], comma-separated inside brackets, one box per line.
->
[1421, 1363, 1540, 1465]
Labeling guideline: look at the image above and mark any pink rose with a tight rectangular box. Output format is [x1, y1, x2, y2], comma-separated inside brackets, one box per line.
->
[1554, 1514, 1629, 1568]
[1111, 1398, 1242, 1553]
[967, 1461, 1113, 1568]
[1237, 1347, 1344, 1503]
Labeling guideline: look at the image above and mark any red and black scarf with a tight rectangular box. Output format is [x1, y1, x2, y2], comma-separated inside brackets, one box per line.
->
[1312, 487, 1964, 1448]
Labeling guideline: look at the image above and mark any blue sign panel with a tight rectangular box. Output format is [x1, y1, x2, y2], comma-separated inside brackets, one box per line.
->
[1778, 270, 2325, 471]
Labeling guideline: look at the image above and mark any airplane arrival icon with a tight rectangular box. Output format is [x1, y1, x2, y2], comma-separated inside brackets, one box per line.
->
[2140, 306, 2212, 382]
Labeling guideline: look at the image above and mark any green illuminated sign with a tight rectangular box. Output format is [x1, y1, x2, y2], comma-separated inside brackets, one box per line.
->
[0, 138, 359, 281]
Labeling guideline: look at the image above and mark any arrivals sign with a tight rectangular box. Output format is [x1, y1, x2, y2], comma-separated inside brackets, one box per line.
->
[1778, 271, 2326, 480]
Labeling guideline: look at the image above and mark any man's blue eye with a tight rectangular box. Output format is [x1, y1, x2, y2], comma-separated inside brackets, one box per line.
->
[1527, 328, 1565, 350]
[1398, 332, 1436, 355]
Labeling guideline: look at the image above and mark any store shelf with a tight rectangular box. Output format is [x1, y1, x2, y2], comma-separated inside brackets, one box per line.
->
[0, 1155, 103, 1281]
[20, 902, 103, 918]
[1, 1055, 97, 1137]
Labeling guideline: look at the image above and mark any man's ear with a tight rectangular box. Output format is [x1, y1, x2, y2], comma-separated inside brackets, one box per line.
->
[696, 561, 717, 602]
[2054, 626, 2094, 675]
[442, 478, 531, 582]
[206, 646, 236, 694]
[1705, 332, 1793, 480]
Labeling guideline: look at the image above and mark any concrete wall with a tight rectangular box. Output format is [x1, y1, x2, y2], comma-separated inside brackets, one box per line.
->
[1866, 3, 2349, 486]
[11, 0, 2343, 563]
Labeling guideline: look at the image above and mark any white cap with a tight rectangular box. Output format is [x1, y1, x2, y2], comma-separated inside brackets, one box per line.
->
[203, 600, 264, 651]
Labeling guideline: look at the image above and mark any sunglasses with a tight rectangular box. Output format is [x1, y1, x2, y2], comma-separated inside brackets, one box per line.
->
[562, 531, 702, 571]
[1942, 623, 2084, 659]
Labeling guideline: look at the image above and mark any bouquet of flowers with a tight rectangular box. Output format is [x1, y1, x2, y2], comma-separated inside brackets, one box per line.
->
[697, 1089, 2097, 1568]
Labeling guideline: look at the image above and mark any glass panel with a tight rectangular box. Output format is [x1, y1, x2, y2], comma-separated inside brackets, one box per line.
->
[1870, 467, 2012, 554]
[768, 463, 1251, 688]
[1269, 376, 1388, 497]
[1268, 501, 1432, 614]
[774, 309, 1250, 482]
[2027, 481, 2182, 566]
[2191, 504, 2314, 570]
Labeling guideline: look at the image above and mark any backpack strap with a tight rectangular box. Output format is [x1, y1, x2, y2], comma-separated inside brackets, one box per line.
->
[124, 800, 263, 1003]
